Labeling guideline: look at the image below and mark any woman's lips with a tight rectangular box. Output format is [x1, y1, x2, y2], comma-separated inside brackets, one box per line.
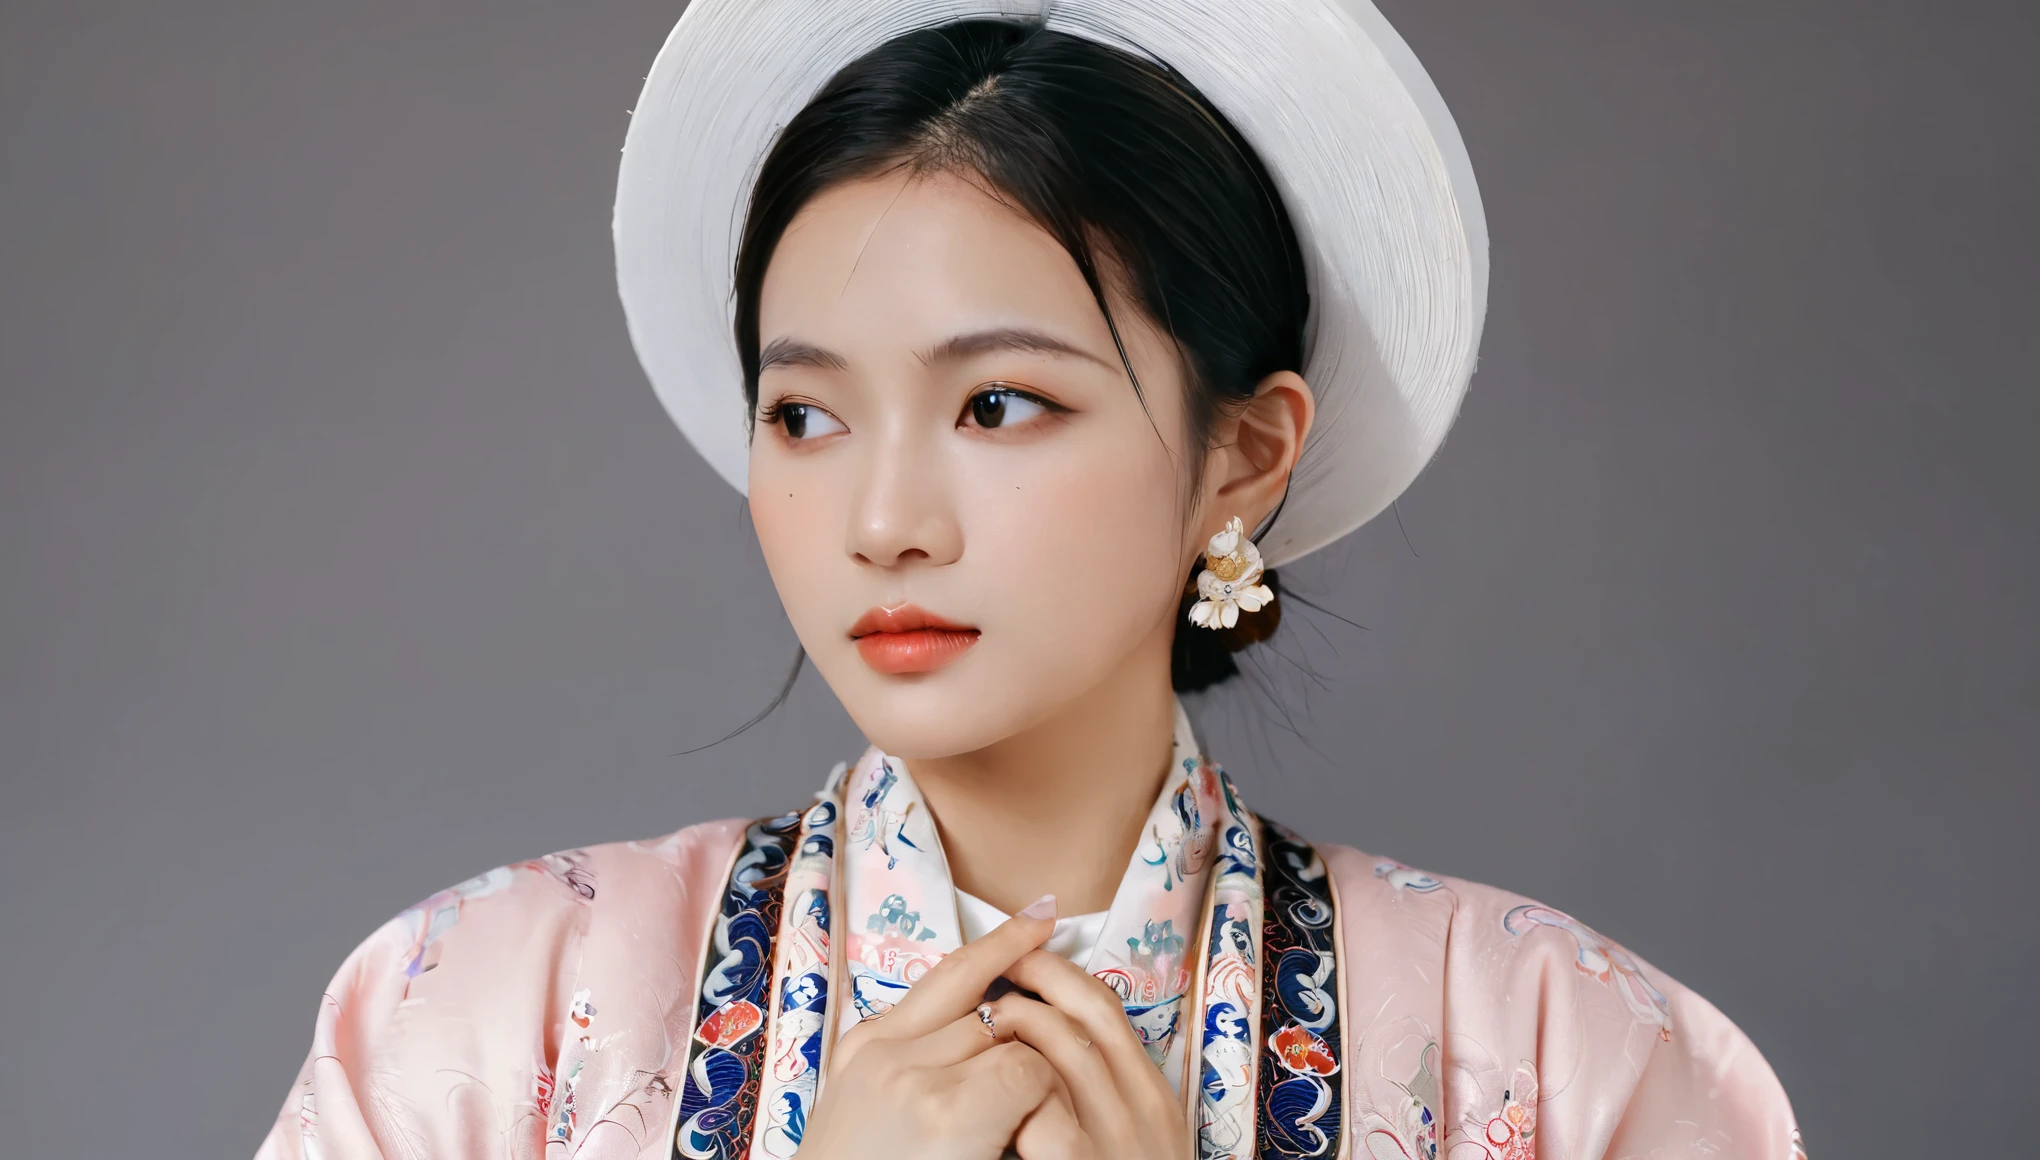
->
[850, 605, 980, 675]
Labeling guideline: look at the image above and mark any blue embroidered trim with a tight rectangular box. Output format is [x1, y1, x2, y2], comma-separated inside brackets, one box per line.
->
[753, 798, 838, 1156]
[1254, 817, 1344, 1159]
[671, 813, 801, 1160]
[1196, 767, 1265, 1160]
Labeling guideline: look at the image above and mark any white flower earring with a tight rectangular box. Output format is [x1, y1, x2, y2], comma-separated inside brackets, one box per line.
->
[1188, 516, 1275, 630]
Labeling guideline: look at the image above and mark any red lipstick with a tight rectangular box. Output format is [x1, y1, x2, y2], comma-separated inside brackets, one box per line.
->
[849, 605, 980, 675]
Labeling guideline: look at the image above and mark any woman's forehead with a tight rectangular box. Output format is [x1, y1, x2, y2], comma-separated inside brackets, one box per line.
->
[759, 169, 1121, 358]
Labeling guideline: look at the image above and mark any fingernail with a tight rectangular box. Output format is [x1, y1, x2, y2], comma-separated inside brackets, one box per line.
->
[1017, 893, 1056, 921]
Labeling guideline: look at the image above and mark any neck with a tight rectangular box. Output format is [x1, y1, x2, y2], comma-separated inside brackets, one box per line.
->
[906, 634, 1180, 917]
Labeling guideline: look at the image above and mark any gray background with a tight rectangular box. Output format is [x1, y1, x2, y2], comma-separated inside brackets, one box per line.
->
[2, 1, 2033, 1157]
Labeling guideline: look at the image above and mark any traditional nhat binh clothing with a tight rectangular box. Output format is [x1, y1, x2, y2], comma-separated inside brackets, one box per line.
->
[256, 705, 1801, 1159]
[262, 0, 1802, 1152]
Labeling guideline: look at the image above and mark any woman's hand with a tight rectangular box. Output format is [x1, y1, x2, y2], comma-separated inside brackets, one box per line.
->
[985, 949, 1193, 1160]
[796, 904, 1075, 1160]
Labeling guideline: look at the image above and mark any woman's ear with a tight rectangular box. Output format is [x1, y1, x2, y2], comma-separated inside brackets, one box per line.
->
[1204, 370, 1315, 533]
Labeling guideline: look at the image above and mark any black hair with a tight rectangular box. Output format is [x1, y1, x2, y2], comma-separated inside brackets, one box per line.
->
[733, 19, 1309, 692]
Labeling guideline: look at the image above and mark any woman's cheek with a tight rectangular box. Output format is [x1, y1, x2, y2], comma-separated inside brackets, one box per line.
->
[749, 469, 843, 653]
[971, 443, 1179, 674]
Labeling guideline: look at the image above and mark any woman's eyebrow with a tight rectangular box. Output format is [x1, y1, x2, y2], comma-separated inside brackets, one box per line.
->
[758, 337, 849, 372]
[918, 327, 1115, 370]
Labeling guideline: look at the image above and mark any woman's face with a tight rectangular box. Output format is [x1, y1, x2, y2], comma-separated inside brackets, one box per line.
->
[747, 169, 1217, 758]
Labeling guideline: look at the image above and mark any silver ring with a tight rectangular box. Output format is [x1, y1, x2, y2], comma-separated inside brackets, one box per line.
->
[976, 1001, 997, 1038]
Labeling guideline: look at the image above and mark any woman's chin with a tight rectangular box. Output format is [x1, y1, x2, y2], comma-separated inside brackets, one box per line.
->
[826, 647, 1041, 760]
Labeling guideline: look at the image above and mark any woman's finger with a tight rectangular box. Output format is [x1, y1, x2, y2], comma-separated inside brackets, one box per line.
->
[1001, 950, 1150, 1062]
[1002, 949, 1180, 1116]
[1013, 1084, 1095, 1160]
[947, 1040, 1064, 1151]
[985, 994, 1129, 1140]
[861, 897, 1058, 1041]
[908, 1004, 1012, 1068]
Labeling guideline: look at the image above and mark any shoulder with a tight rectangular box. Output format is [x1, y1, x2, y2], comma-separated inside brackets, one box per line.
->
[338, 816, 751, 995]
[260, 817, 750, 1160]
[1316, 840, 1681, 1044]
[1310, 840, 1803, 1160]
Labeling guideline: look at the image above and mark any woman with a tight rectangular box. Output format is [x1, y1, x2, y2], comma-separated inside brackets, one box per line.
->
[259, 4, 1800, 1159]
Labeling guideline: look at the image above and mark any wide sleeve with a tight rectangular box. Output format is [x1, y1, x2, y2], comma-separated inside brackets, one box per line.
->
[1600, 983, 1803, 1159]
[254, 820, 744, 1160]
[1325, 845, 1802, 1160]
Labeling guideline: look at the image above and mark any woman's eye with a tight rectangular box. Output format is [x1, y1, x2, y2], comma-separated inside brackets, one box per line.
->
[963, 387, 1049, 430]
[772, 402, 846, 441]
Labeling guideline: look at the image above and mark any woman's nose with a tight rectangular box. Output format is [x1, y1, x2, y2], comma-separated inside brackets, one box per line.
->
[845, 429, 963, 569]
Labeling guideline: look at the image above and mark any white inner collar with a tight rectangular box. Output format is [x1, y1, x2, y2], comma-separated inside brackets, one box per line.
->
[953, 888, 1112, 965]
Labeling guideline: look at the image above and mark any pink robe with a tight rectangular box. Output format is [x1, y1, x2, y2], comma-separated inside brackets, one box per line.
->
[256, 812, 1799, 1159]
